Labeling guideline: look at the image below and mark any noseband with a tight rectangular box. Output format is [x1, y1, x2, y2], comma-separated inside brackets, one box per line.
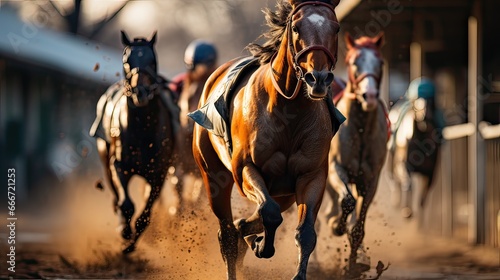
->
[270, 1, 339, 100]
[123, 64, 162, 99]
[346, 52, 383, 100]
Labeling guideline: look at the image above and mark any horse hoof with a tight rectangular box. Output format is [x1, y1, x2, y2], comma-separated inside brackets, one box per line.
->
[327, 217, 345, 236]
[346, 262, 370, 278]
[401, 207, 413, 218]
[352, 262, 371, 273]
[253, 236, 274, 259]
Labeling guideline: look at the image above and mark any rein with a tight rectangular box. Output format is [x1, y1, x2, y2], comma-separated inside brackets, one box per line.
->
[270, 1, 339, 100]
[123, 66, 167, 98]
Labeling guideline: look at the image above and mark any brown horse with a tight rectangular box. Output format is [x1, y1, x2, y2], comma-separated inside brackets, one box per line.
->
[192, 0, 341, 279]
[324, 33, 388, 273]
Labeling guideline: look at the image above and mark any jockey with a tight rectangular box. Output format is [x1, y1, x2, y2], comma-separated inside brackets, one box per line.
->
[170, 40, 218, 130]
[169, 40, 218, 103]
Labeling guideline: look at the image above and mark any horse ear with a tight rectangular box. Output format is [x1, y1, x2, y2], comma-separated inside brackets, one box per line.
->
[121, 30, 131, 46]
[374, 32, 384, 48]
[149, 31, 157, 46]
[330, 0, 340, 7]
[345, 32, 355, 49]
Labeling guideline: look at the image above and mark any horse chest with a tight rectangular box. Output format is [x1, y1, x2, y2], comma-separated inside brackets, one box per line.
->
[335, 118, 385, 178]
[253, 126, 328, 177]
[115, 109, 171, 172]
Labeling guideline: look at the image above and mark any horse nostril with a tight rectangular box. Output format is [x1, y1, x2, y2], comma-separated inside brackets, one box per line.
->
[304, 72, 316, 87]
[363, 92, 379, 101]
[325, 72, 334, 86]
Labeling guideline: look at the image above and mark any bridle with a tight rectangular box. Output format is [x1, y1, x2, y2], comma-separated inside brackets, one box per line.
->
[123, 66, 162, 99]
[345, 49, 383, 100]
[122, 45, 165, 100]
[270, 1, 339, 100]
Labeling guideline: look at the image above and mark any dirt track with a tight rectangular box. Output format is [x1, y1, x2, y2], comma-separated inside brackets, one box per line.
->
[1, 170, 499, 280]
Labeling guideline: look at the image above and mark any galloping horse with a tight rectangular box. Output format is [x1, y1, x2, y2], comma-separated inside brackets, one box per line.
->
[191, 0, 342, 279]
[324, 33, 388, 273]
[90, 31, 179, 253]
[387, 78, 444, 219]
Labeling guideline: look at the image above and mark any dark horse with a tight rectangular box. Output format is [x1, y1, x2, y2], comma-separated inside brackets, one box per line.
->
[324, 33, 388, 273]
[90, 31, 178, 253]
[192, 0, 342, 279]
[387, 77, 444, 219]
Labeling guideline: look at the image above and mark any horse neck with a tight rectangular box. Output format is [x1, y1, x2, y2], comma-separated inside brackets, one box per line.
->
[127, 95, 164, 126]
[270, 37, 300, 99]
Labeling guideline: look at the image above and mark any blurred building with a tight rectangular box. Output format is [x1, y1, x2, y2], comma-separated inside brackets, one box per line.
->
[340, 0, 500, 248]
[0, 6, 122, 201]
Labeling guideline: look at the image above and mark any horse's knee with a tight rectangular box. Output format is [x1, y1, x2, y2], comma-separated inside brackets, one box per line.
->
[260, 200, 283, 229]
[295, 222, 317, 255]
[341, 194, 356, 214]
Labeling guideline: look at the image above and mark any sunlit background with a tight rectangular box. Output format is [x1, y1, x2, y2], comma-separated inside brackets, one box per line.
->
[0, 0, 499, 278]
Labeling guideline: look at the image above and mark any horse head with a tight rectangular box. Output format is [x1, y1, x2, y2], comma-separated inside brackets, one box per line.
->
[121, 30, 160, 107]
[287, 0, 340, 100]
[257, 0, 340, 100]
[345, 32, 384, 111]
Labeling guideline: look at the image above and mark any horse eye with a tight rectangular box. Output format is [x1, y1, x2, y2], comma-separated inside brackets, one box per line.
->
[292, 25, 299, 34]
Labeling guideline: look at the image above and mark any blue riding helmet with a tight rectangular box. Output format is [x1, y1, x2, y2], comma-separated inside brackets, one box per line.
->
[184, 40, 218, 70]
[406, 77, 436, 100]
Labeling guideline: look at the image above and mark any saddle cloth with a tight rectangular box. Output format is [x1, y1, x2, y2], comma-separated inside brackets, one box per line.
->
[89, 80, 180, 142]
[188, 57, 260, 155]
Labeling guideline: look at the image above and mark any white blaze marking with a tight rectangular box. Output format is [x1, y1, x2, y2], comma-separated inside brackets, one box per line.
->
[307, 14, 325, 27]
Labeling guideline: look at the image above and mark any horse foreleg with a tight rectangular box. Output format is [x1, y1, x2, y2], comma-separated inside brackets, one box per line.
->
[327, 165, 355, 236]
[96, 138, 120, 212]
[126, 175, 165, 253]
[292, 173, 325, 280]
[348, 181, 377, 275]
[241, 164, 283, 259]
[110, 161, 134, 243]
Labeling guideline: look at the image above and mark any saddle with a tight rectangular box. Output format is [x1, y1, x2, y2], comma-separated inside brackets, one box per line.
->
[189, 56, 347, 156]
[90, 80, 180, 142]
[188, 57, 260, 155]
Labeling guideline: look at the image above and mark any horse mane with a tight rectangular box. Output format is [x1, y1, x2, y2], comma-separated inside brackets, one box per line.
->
[246, 0, 292, 64]
[345, 36, 383, 64]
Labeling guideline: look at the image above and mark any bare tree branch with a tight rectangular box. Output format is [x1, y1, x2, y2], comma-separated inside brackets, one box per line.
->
[89, 0, 131, 39]
[48, 0, 66, 18]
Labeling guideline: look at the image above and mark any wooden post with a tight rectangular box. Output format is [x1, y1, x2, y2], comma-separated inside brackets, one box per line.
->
[467, 16, 485, 245]
[410, 42, 421, 81]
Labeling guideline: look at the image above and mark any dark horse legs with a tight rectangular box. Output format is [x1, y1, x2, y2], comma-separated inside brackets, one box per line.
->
[96, 138, 135, 241]
[96, 138, 120, 212]
[348, 179, 377, 274]
[123, 176, 165, 253]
